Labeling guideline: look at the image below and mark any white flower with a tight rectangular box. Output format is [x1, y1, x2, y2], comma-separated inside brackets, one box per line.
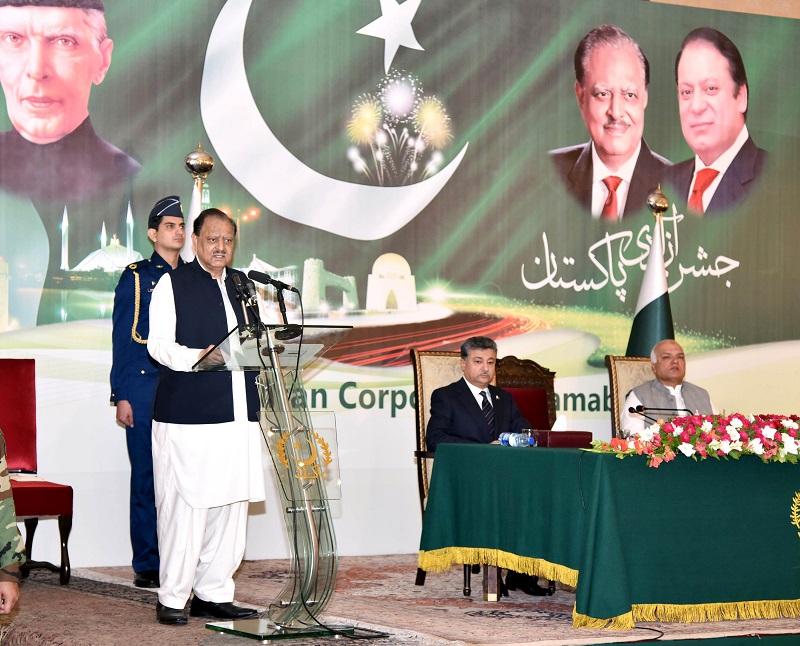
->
[638, 423, 659, 443]
[701, 420, 713, 432]
[747, 414, 756, 423]
[748, 438, 765, 455]
[762, 427, 777, 441]
[729, 440, 744, 453]
[782, 419, 799, 431]
[729, 417, 744, 429]
[672, 425, 684, 438]
[726, 427, 741, 442]
[719, 440, 732, 455]
[708, 439, 721, 452]
[783, 436, 799, 455]
[678, 443, 696, 457]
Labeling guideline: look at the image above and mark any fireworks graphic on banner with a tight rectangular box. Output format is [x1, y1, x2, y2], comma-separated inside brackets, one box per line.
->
[347, 70, 452, 186]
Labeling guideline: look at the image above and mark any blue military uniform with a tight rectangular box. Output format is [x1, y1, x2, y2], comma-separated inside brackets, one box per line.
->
[111, 251, 184, 575]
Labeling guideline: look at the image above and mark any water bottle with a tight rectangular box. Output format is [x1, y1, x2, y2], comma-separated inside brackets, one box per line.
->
[499, 431, 535, 447]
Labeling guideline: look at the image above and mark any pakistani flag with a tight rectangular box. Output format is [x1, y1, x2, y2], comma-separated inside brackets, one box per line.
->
[180, 181, 203, 263]
[625, 220, 675, 357]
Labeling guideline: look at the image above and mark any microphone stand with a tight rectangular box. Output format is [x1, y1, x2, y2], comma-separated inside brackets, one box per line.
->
[639, 406, 694, 418]
[276, 287, 289, 326]
[628, 406, 660, 427]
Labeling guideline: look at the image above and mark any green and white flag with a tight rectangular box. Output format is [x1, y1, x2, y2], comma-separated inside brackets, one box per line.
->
[625, 219, 674, 357]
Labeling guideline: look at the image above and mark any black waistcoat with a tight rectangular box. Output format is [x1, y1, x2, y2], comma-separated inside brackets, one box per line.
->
[153, 259, 259, 424]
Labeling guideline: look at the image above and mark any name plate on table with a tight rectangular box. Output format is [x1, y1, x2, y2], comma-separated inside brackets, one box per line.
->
[534, 430, 593, 448]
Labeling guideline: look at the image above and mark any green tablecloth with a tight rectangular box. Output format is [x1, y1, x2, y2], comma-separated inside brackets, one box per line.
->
[418, 443, 800, 629]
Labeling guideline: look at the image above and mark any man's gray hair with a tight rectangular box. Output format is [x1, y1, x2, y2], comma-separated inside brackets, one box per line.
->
[83, 8, 108, 43]
[650, 339, 679, 363]
[460, 336, 497, 360]
[574, 24, 650, 88]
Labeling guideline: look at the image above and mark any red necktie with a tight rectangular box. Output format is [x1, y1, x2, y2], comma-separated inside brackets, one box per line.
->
[688, 168, 719, 214]
[601, 176, 622, 220]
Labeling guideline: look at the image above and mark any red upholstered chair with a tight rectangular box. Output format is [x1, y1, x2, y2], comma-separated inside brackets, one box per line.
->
[495, 355, 557, 429]
[0, 358, 73, 585]
[497, 355, 592, 448]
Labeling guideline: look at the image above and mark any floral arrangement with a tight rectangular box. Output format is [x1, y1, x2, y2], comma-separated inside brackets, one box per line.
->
[591, 413, 800, 468]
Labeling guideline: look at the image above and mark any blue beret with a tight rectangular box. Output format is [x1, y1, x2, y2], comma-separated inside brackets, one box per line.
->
[0, 0, 104, 9]
[148, 196, 183, 229]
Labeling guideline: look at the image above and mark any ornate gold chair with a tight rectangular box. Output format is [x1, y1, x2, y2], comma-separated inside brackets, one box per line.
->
[410, 349, 475, 592]
[605, 355, 654, 436]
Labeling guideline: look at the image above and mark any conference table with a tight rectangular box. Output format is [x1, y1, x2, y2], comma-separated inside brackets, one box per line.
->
[417, 443, 800, 629]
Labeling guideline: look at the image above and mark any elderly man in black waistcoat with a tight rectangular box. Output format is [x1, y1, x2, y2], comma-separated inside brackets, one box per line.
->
[621, 339, 715, 435]
[147, 208, 264, 626]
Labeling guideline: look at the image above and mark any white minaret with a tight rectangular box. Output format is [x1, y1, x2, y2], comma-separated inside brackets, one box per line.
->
[126, 201, 134, 261]
[60, 206, 69, 271]
[100, 222, 107, 249]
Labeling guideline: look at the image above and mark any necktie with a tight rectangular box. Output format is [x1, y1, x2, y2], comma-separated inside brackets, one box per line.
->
[688, 168, 719, 214]
[601, 176, 623, 220]
[481, 390, 495, 438]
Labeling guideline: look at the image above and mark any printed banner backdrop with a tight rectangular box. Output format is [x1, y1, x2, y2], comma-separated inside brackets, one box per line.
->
[0, 0, 798, 566]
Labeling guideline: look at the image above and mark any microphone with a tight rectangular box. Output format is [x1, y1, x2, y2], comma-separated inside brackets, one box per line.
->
[248, 270, 299, 293]
[244, 279, 259, 301]
[231, 272, 247, 301]
[230, 273, 251, 328]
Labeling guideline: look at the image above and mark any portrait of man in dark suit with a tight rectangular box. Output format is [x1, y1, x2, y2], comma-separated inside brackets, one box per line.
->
[665, 27, 767, 216]
[549, 24, 670, 221]
[0, 0, 140, 202]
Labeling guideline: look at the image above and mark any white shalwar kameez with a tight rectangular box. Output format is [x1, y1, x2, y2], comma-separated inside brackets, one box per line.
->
[148, 268, 265, 610]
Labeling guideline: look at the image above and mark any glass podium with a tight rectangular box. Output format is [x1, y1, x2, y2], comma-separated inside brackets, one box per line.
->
[195, 323, 354, 641]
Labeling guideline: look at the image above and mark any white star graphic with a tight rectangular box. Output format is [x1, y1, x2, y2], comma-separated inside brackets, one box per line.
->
[357, 0, 425, 74]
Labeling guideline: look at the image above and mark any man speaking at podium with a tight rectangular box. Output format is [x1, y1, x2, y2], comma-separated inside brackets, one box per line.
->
[621, 339, 716, 435]
[147, 208, 264, 626]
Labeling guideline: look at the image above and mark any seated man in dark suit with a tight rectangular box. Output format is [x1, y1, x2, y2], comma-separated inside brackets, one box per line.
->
[426, 336, 552, 596]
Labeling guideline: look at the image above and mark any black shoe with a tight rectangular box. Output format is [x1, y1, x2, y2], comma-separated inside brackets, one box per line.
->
[135, 570, 160, 588]
[499, 575, 509, 597]
[189, 596, 259, 620]
[505, 570, 554, 597]
[156, 601, 187, 625]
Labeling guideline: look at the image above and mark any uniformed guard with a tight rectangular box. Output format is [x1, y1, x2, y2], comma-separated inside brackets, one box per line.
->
[110, 196, 185, 588]
[0, 430, 24, 614]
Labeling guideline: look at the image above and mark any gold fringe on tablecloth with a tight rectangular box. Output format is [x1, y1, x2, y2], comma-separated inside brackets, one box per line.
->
[574, 599, 800, 631]
[418, 548, 578, 587]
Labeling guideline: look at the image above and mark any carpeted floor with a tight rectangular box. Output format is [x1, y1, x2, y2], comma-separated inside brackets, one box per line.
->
[2, 554, 800, 645]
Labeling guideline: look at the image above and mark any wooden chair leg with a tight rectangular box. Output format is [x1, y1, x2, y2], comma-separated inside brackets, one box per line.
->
[482, 564, 499, 601]
[463, 564, 471, 596]
[58, 514, 72, 585]
[20, 517, 39, 578]
[414, 567, 426, 586]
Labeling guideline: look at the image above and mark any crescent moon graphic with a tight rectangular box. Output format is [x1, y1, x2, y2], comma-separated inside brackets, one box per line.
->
[200, 0, 469, 241]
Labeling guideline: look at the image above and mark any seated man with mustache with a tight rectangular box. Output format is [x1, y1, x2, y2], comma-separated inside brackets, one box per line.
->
[426, 336, 553, 597]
